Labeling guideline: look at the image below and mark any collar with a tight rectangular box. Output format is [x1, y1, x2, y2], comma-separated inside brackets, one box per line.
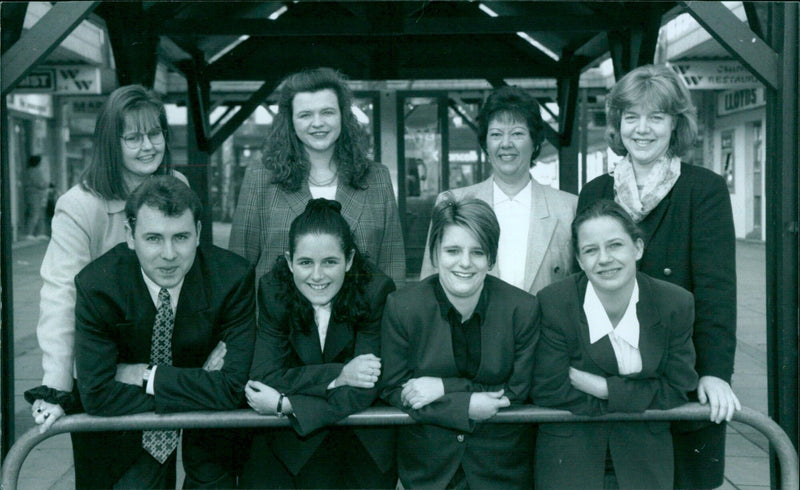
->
[584, 279, 640, 347]
[434, 277, 489, 323]
[493, 178, 532, 206]
[141, 269, 184, 311]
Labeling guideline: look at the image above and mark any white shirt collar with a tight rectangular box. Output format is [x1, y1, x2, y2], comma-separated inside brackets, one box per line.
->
[141, 269, 184, 312]
[584, 279, 640, 347]
[493, 178, 532, 206]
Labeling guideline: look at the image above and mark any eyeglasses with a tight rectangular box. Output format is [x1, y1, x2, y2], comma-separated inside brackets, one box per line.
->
[120, 129, 166, 149]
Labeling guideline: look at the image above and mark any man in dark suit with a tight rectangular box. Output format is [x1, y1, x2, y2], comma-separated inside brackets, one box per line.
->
[75, 175, 255, 488]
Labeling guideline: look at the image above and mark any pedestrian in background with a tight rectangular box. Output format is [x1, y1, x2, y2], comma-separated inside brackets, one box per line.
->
[22, 154, 50, 240]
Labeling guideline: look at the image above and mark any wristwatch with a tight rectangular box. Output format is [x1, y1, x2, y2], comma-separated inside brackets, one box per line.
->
[142, 364, 154, 391]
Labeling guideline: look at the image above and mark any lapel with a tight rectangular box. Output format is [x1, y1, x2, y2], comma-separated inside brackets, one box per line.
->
[289, 324, 324, 366]
[174, 253, 211, 333]
[636, 167, 686, 247]
[282, 181, 313, 220]
[126, 260, 158, 344]
[322, 319, 353, 363]
[523, 181, 557, 291]
[633, 273, 666, 375]
[574, 274, 621, 376]
[421, 278, 460, 374]
[336, 180, 366, 231]
[472, 179, 501, 280]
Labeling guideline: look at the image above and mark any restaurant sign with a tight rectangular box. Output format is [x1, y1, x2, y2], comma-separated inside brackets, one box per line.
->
[669, 61, 760, 90]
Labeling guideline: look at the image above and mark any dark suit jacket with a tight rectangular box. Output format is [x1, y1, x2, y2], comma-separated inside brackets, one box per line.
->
[578, 163, 736, 487]
[249, 263, 396, 476]
[74, 243, 255, 479]
[381, 275, 539, 489]
[578, 163, 736, 384]
[229, 162, 406, 287]
[531, 272, 698, 488]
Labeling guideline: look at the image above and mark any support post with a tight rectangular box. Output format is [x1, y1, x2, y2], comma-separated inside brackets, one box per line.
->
[1, 85, 16, 462]
[557, 71, 580, 194]
[184, 63, 213, 246]
[764, 3, 799, 488]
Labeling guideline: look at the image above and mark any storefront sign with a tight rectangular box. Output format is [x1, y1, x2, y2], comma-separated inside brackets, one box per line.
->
[56, 66, 102, 94]
[16, 70, 56, 91]
[5, 93, 54, 118]
[67, 96, 107, 134]
[717, 87, 765, 116]
[669, 61, 760, 89]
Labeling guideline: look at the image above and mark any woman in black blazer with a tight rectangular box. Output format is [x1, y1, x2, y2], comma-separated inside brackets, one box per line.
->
[381, 197, 539, 489]
[578, 64, 740, 489]
[241, 198, 396, 489]
[532, 200, 698, 489]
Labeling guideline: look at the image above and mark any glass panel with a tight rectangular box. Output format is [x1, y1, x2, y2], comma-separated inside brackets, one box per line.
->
[402, 96, 442, 276]
[447, 103, 482, 190]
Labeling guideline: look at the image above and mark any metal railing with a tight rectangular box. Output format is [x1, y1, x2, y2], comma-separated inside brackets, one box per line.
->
[2, 403, 797, 490]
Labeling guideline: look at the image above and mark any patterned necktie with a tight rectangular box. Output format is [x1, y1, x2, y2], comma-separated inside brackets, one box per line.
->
[142, 288, 179, 464]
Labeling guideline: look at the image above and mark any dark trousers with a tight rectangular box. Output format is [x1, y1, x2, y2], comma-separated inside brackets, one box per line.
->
[71, 385, 242, 489]
[113, 450, 177, 489]
[241, 428, 396, 489]
[673, 422, 727, 489]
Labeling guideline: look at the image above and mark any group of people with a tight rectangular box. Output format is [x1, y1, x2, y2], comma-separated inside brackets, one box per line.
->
[24, 64, 739, 490]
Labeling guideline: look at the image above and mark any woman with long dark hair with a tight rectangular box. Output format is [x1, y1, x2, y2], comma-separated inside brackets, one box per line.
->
[229, 67, 405, 286]
[242, 198, 397, 488]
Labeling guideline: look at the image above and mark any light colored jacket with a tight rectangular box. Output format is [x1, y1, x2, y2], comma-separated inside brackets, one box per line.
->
[420, 176, 577, 296]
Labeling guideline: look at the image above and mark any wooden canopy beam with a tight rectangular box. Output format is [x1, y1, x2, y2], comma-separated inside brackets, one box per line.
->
[160, 15, 624, 37]
[1, 1, 99, 95]
[182, 59, 211, 152]
[206, 80, 280, 153]
[1, 3, 28, 55]
[103, 3, 160, 87]
[681, 1, 778, 90]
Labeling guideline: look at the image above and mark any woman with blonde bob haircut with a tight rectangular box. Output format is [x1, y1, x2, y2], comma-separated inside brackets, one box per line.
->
[578, 64, 739, 489]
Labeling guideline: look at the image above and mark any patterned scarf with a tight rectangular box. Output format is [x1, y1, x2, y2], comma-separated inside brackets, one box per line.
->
[613, 155, 681, 223]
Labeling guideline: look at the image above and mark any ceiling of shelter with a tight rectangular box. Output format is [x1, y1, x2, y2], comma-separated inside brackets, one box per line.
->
[91, 1, 681, 84]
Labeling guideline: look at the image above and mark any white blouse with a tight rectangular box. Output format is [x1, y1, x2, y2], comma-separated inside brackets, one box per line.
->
[584, 280, 642, 375]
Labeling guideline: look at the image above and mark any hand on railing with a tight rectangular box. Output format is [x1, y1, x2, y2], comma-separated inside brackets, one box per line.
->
[31, 399, 65, 434]
[697, 376, 741, 423]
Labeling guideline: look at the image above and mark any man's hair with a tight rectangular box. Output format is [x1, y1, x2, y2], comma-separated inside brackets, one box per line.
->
[125, 175, 202, 233]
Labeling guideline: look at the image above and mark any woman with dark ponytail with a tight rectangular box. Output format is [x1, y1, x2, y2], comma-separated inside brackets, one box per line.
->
[241, 198, 397, 488]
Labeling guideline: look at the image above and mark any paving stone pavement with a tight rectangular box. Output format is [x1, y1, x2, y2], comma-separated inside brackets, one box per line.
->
[2, 227, 776, 489]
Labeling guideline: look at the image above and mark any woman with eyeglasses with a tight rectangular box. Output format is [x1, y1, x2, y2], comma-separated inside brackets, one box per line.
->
[24, 85, 186, 489]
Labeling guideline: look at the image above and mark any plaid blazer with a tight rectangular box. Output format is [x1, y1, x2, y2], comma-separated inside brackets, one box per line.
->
[229, 161, 406, 286]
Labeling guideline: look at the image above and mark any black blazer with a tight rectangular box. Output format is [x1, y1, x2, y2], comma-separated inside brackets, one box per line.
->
[578, 163, 736, 383]
[381, 275, 539, 489]
[74, 243, 256, 477]
[532, 272, 698, 488]
[249, 263, 396, 475]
